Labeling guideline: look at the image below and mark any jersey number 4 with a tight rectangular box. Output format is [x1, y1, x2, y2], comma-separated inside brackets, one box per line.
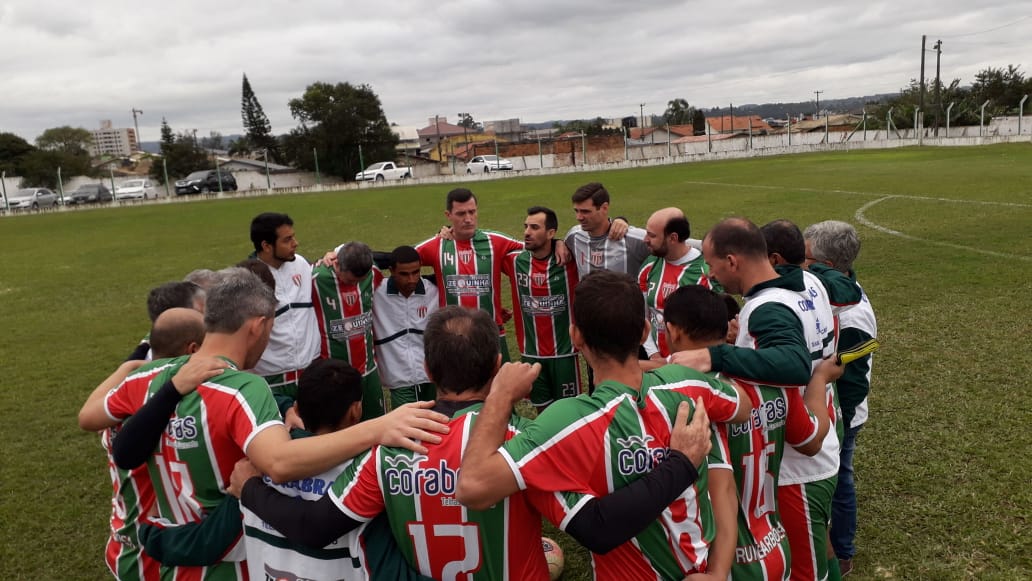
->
[408, 522, 481, 580]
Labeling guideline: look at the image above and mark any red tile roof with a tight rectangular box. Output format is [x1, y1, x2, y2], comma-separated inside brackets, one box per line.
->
[705, 115, 771, 133]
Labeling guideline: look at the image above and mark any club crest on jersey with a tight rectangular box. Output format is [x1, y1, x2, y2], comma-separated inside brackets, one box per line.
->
[417, 305, 428, 318]
[660, 282, 677, 299]
[458, 250, 473, 264]
[344, 291, 358, 307]
[292, 273, 303, 287]
[615, 434, 668, 476]
[532, 272, 548, 286]
[590, 250, 604, 267]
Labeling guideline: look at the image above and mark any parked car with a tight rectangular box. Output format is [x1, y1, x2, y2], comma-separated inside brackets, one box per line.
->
[355, 161, 412, 181]
[6, 187, 59, 210]
[68, 184, 114, 205]
[115, 179, 160, 200]
[174, 170, 237, 195]
[466, 154, 513, 173]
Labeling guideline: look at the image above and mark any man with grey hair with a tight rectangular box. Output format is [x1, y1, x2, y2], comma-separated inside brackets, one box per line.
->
[80, 268, 451, 581]
[804, 220, 877, 577]
[312, 241, 386, 420]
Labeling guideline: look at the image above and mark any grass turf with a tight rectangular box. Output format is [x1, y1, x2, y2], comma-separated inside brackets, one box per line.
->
[1, 143, 1030, 579]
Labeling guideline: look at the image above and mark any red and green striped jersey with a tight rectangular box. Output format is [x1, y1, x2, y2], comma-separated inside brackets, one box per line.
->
[416, 230, 523, 331]
[638, 250, 720, 358]
[105, 356, 284, 581]
[311, 264, 384, 374]
[101, 427, 161, 581]
[502, 250, 579, 357]
[500, 366, 741, 580]
[328, 404, 565, 581]
[707, 374, 820, 581]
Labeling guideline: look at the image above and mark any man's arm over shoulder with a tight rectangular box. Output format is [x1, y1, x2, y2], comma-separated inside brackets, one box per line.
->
[708, 302, 811, 386]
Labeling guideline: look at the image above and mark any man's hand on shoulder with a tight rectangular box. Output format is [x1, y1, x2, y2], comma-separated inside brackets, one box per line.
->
[608, 217, 629, 240]
[669, 348, 713, 372]
[228, 458, 261, 499]
[172, 356, 230, 395]
[670, 398, 711, 468]
[373, 401, 451, 454]
[554, 239, 571, 265]
[438, 225, 455, 240]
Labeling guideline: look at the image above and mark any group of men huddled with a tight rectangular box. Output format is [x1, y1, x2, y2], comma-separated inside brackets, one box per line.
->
[78, 180, 878, 581]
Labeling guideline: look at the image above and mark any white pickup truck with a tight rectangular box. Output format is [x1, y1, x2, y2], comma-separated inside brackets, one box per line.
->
[355, 161, 412, 181]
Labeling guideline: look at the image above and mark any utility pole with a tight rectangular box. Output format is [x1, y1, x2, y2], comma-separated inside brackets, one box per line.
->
[640, 103, 646, 134]
[729, 103, 734, 134]
[933, 39, 943, 136]
[434, 115, 442, 165]
[131, 107, 144, 153]
[458, 112, 469, 161]
[814, 91, 823, 119]
[919, 35, 927, 128]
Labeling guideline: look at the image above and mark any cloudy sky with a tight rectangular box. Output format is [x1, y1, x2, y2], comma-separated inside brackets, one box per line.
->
[1, 1, 1029, 143]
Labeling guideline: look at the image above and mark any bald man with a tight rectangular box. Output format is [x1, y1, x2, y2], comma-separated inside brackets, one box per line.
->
[638, 207, 722, 360]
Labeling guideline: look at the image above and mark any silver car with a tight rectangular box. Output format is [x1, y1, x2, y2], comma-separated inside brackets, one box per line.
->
[466, 155, 514, 173]
[6, 188, 60, 210]
[115, 179, 160, 200]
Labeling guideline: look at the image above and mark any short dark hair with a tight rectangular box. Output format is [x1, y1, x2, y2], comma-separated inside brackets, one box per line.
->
[446, 188, 477, 211]
[147, 281, 203, 322]
[571, 182, 610, 207]
[149, 309, 205, 359]
[250, 212, 293, 253]
[665, 216, 691, 243]
[719, 293, 741, 320]
[390, 245, 421, 268]
[527, 205, 558, 231]
[424, 306, 498, 395]
[705, 217, 767, 260]
[573, 271, 645, 362]
[235, 259, 276, 291]
[663, 286, 728, 344]
[761, 219, 805, 265]
[296, 359, 363, 433]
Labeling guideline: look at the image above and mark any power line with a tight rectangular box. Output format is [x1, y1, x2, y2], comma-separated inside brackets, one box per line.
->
[939, 15, 1032, 38]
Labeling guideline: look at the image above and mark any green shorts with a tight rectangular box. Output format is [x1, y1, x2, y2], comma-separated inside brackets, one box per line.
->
[499, 334, 512, 363]
[360, 369, 385, 421]
[388, 383, 437, 411]
[522, 354, 582, 407]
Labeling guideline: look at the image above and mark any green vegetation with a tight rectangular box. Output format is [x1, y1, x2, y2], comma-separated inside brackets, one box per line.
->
[1, 144, 1030, 579]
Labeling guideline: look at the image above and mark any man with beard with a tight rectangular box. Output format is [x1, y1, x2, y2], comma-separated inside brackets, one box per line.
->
[502, 206, 581, 410]
[638, 207, 721, 361]
[249, 212, 320, 410]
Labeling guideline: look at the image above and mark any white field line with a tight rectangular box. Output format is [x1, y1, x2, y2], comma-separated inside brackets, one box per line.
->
[680, 180, 1032, 262]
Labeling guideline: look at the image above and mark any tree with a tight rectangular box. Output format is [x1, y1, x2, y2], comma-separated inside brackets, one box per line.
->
[284, 81, 398, 180]
[241, 74, 280, 161]
[458, 113, 479, 130]
[664, 98, 695, 125]
[35, 126, 93, 156]
[552, 118, 621, 136]
[149, 118, 210, 185]
[0, 132, 35, 175]
[691, 110, 707, 135]
[200, 131, 224, 152]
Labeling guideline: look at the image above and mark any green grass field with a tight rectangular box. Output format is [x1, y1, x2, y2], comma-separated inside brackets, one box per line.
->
[2, 144, 1030, 580]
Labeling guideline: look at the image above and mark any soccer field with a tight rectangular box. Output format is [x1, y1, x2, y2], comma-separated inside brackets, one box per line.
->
[2, 144, 1030, 580]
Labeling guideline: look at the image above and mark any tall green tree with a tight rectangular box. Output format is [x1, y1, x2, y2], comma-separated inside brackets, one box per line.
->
[35, 126, 93, 156]
[149, 118, 210, 185]
[284, 81, 398, 180]
[241, 74, 280, 161]
[664, 98, 696, 125]
[0, 132, 36, 175]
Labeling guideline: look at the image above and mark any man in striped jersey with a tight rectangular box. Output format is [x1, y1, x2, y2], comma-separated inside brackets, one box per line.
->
[79, 308, 207, 581]
[564, 182, 649, 278]
[235, 305, 713, 581]
[762, 219, 862, 581]
[372, 246, 439, 411]
[415, 188, 523, 360]
[804, 220, 878, 577]
[311, 241, 386, 420]
[502, 206, 581, 410]
[458, 271, 754, 580]
[672, 218, 838, 580]
[639, 207, 721, 361]
[80, 269, 451, 581]
[663, 285, 839, 580]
